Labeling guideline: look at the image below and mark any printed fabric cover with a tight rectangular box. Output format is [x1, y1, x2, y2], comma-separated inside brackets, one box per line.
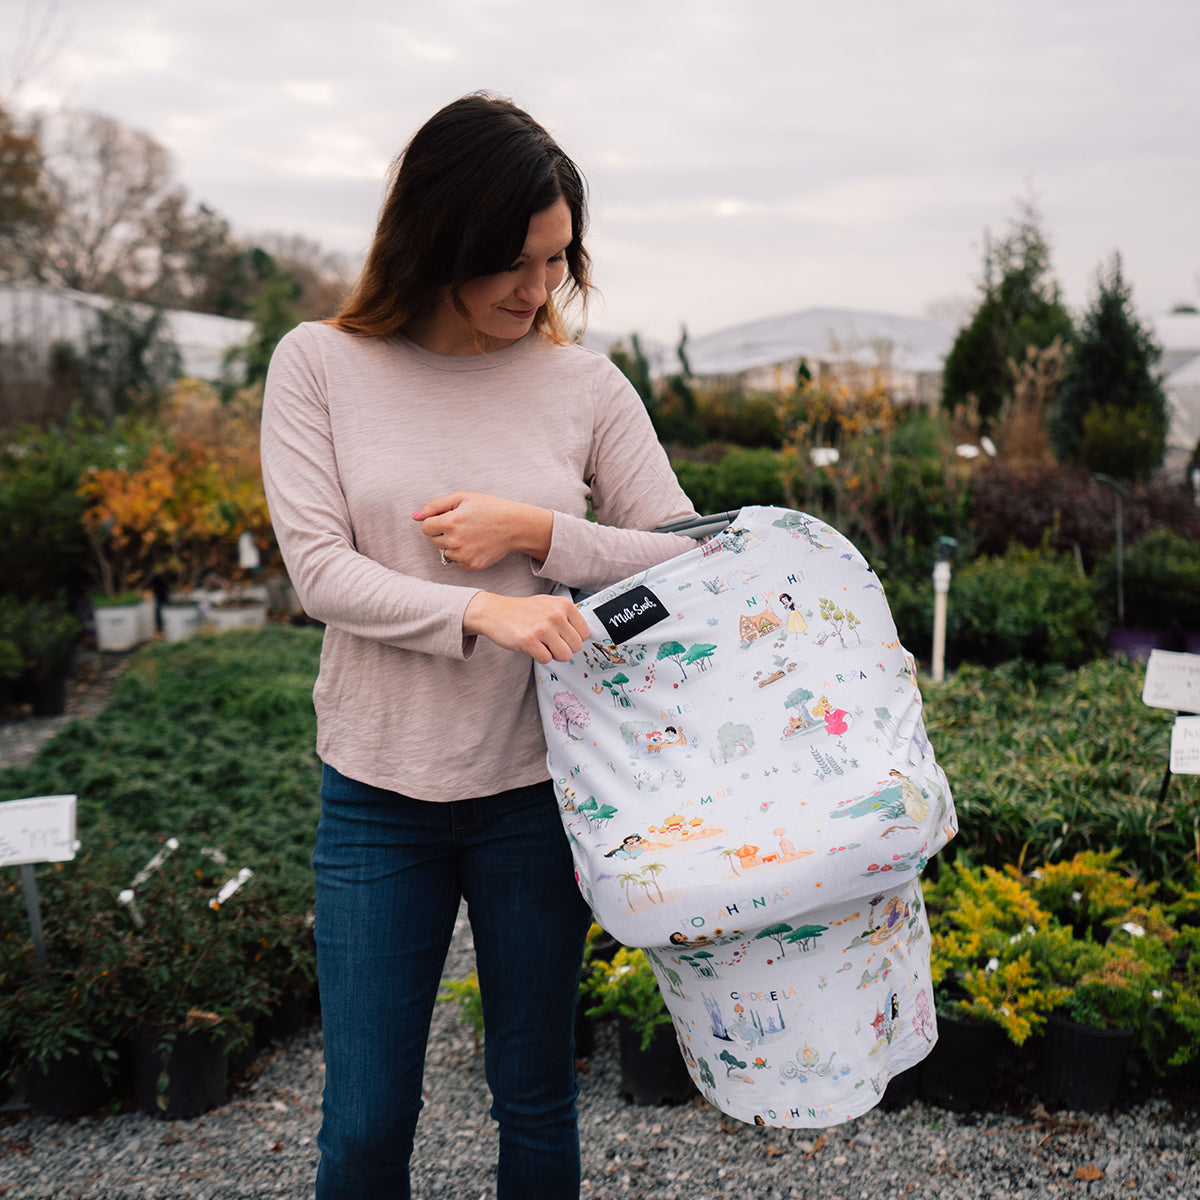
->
[534, 505, 956, 1127]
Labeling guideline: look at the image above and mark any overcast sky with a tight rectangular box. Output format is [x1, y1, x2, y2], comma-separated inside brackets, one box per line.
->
[5, 0, 1198, 343]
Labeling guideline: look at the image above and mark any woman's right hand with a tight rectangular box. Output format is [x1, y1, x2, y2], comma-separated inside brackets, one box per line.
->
[463, 592, 590, 664]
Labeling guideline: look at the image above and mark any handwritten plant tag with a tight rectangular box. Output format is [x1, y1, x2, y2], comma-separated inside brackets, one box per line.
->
[0, 795, 77, 867]
[1170, 716, 1200, 775]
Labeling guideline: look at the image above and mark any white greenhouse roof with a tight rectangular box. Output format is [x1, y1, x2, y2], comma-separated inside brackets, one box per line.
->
[0, 286, 253, 381]
[1150, 312, 1200, 354]
[1166, 352, 1200, 388]
[683, 307, 959, 378]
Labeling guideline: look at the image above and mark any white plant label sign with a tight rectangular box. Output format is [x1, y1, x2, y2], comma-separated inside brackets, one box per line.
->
[1142, 650, 1200, 713]
[1170, 717, 1200, 775]
[0, 794, 78, 866]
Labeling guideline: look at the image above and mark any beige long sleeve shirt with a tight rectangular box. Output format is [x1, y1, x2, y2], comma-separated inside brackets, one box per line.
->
[261, 322, 696, 801]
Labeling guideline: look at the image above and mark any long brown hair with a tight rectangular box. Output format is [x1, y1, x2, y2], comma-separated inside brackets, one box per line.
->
[332, 94, 590, 343]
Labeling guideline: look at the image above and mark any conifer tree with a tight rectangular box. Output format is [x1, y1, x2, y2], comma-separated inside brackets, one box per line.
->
[941, 204, 1074, 425]
[1050, 253, 1167, 482]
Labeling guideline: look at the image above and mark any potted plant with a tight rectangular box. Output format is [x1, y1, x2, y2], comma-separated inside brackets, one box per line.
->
[1154, 923, 1200, 1082]
[1025, 850, 1151, 942]
[78, 449, 169, 651]
[0, 953, 125, 1117]
[924, 864, 1073, 1110]
[581, 945, 693, 1106]
[116, 841, 274, 1117]
[0, 851, 130, 1117]
[249, 907, 318, 1048]
[1039, 917, 1174, 1111]
[438, 971, 486, 1057]
[13, 596, 81, 716]
[0, 594, 24, 712]
[574, 923, 622, 1057]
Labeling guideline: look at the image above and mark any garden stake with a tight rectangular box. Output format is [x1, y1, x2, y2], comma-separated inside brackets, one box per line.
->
[131, 836, 180, 887]
[1, 793, 79, 970]
[117, 887, 147, 928]
[210, 867, 253, 910]
[20, 863, 47, 968]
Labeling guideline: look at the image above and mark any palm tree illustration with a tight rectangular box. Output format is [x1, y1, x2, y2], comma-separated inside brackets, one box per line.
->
[641, 862, 666, 902]
[616, 870, 641, 910]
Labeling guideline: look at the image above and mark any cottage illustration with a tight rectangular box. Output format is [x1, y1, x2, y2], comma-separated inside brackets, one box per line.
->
[739, 607, 782, 646]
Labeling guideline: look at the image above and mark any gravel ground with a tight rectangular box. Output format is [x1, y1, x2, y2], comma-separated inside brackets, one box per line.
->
[2, 904, 1198, 1200]
[4, 662, 1199, 1199]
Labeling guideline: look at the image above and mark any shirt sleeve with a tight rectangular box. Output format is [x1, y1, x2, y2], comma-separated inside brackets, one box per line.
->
[535, 355, 699, 592]
[260, 326, 481, 659]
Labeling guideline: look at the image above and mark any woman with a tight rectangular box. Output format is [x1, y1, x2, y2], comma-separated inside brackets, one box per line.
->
[261, 93, 696, 1199]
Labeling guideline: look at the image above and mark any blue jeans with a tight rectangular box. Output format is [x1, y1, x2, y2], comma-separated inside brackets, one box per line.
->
[313, 764, 592, 1200]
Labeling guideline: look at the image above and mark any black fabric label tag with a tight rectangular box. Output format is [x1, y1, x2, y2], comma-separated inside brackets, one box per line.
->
[593, 585, 670, 644]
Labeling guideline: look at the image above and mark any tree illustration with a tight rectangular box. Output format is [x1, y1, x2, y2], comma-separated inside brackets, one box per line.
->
[682, 642, 717, 671]
[784, 686, 816, 728]
[698, 1057, 716, 1092]
[551, 691, 590, 739]
[719, 847, 743, 875]
[576, 796, 617, 830]
[641, 862, 666, 902]
[617, 870, 641, 910]
[610, 671, 631, 704]
[756, 923, 795, 957]
[719, 1048, 747, 1077]
[589, 804, 617, 830]
[783, 924, 829, 952]
[681, 950, 716, 978]
[657, 640, 690, 680]
[819, 598, 861, 647]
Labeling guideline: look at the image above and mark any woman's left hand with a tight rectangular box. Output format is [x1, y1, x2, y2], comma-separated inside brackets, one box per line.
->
[413, 492, 553, 570]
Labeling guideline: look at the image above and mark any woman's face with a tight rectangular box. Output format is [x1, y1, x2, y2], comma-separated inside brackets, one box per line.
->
[410, 198, 573, 355]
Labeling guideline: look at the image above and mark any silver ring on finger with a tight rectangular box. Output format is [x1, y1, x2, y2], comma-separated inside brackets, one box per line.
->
[439, 549, 450, 566]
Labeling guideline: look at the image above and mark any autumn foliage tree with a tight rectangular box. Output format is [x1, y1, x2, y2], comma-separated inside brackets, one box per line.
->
[78, 379, 271, 595]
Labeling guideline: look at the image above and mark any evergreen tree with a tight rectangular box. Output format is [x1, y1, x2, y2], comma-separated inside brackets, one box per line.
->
[610, 333, 654, 407]
[1050, 253, 1167, 482]
[222, 248, 303, 391]
[941, 204, 1074, 425]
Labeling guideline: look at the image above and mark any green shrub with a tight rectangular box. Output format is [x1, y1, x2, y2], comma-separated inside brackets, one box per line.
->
[0, 409, 157, 602]
[670, 446, 787, 514]
[1092, 527, 1200, 631]
[694, 388, 784, 447]
[928, 863, 1073, 1044]
[925, 657, 1195, 886]
[581, 945, 672, 1051]
[0, 626, 323, 890]
[945, 540, 1103, 667]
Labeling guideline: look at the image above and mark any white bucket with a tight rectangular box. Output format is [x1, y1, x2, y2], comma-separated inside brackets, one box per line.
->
[93, 602, 141, 652]
[161, 603, 204, 643]
[136, 596, 157, 642]
[206, 601, 268, 632]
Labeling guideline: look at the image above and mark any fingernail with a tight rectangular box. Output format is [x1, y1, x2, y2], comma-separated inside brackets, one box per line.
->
[412, 510, 424, 519]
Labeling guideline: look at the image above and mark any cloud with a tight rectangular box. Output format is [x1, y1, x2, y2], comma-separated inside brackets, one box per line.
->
[3, 0, 1197, 339]
[283, 81, 336, 106]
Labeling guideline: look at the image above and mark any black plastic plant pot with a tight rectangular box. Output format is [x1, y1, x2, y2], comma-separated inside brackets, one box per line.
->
[135, 1029, 229, 1119]
[616, 1017, 694, 1106]
[918, 1013, 1002, 1112]
[1038, 1015, 1133, 1113]
[27, 1051, 113, 1118]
